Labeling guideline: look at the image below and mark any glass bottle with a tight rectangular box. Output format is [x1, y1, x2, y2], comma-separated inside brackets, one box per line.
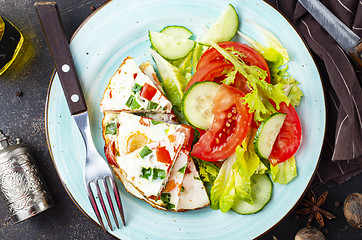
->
[0, 16, 24, 75]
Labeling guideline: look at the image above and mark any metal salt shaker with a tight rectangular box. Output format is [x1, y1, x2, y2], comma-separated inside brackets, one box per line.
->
[0, 130, 53, 223]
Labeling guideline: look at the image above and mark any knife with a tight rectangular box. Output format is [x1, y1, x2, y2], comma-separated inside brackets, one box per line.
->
[298, 0, 362, 69]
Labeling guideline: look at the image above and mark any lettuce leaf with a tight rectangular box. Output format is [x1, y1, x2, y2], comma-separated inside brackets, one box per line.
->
[255, 160, 269, 174]
[270, 156, 297, 184]
[242, 79, 290, 122]
[210, 153, 255, 212]
[192, 43, 208, 73]
[171, 50, 193, 85]
[237, 31, 284, 68]
[210, 129, 269, 212]
[194, 158, 220, 186]
[238, 28, 303, 107]
[210, 153, 235, 210]
[219, 171, 236, 212]
[234, 129, 260, 177]
[234, 171, 253, 203]
[271, 66, 303, 107]
[221, 68, 237, 85]
[210, 42, 290, 123]
[245, 19, 289, 65]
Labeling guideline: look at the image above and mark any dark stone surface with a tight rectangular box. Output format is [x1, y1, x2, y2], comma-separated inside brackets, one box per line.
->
[0, 1, 360, 239]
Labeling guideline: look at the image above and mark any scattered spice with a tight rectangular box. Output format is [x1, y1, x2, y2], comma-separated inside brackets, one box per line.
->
[295, 227, 325, 240]
[334, 201, 341, 208]
[295, 190, 336, 227]
[343, 192, 362, 229]
[15, 91, 23, 97]
[320, 226, 328, 235]
[293, 214, 300, 221]
[90, 6, 96, 11]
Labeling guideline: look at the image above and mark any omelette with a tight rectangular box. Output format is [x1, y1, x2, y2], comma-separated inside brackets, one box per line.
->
[100, 57, 172, 113]
[101, 57, 210, 211]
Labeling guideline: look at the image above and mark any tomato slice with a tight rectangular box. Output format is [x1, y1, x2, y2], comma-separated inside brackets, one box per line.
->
[140, 83, 157, 101]
[186, 61, 252, 94]
[156, 146, 172, 164]
[196, 42, 270, 83]
[269, 102, 302, 165]
[186, 42, 270, 94]
[191, 84, 252, 162]
[105, 140, 118, 167]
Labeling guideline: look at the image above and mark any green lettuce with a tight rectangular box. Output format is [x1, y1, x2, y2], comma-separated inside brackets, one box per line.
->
[210, 42, 290, 123]
[234, 172, 253, 204]
[237, 31, 284, 68]
[194, 158, 220, 186]
[210, 153, 235, 211]
[219, 168, 237, 212]
[234, 130, 260, 177]
[255, 160, 269, 174]
[149, 49, 186, 108]
[210, 153, 253, 212]
[271, 66, 304, 107]
[210, 129, 270, 212]
[270, 156, 297, 184]
[242, 19, 290, 66]
[221, 69, 237, 85]
[238, 27, 303, 107]
[170, 50, 193, 85]
[191, 43, 208, 73]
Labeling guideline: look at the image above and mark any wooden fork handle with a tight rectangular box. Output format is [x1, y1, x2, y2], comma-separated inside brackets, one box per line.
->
[35, 1, 87, 115]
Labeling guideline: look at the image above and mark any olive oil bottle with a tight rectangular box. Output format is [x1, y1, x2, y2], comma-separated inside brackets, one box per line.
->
[0, 17, 23, 75]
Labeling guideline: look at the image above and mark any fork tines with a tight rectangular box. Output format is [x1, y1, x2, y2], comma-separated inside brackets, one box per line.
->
[87, 177, 125, 231]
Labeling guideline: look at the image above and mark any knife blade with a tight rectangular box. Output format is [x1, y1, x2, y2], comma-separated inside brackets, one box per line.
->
[298, 0, 362, 69]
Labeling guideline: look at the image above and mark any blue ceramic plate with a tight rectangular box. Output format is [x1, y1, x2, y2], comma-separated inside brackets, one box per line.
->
[46, 0, 325, 239]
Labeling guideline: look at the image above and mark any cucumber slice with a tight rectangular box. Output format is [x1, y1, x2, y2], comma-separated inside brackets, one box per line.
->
[161, 26, 193, 39]
[199, 4, 239, 45]
[232, 174, 272, 214]
[149, 31, 196, 60]
[254, 112, 286, 159]
[182, 81, 220, 130]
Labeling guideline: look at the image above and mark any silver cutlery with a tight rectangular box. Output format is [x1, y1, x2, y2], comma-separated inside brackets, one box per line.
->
[35, 1, 125, 231]
[298, 0, 362, 69]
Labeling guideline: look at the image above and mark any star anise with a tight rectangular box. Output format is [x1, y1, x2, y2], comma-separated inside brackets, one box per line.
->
[295, 190, 336, 227]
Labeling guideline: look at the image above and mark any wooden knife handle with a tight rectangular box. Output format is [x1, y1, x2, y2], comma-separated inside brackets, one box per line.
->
[35, 2, 87, 115]
[349, 41, 362, 70]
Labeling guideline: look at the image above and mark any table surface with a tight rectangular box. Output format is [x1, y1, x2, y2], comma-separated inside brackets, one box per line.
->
[0, 0, 361, 239]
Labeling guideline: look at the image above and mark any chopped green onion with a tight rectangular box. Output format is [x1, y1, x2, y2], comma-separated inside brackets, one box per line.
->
[132, 83, 143, 93]
[105, 122, 117, 135]
[131, 98, 141, 110]
[141, 167, 152, 180]
[139, 146, 152, 158]
[147, 101, 159, 110]
[178, 165, 186, 174]
[125, 95, 135, 107]
[153, 168, 166, 180]
[151, 120, 163, 125]
[161, 192, 175, 210]
[125, 94, 141, 109]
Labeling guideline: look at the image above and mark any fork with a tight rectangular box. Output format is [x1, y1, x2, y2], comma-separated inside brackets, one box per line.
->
[73, 112, 125, 231]
[35, 2, 125, 231]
